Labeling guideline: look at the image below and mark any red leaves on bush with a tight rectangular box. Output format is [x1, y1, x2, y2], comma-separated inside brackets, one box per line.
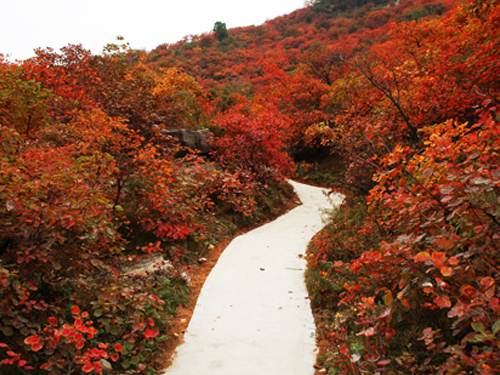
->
[71, 306, 81, 315]
[305, 2, 500, 373]
[0, 45, 227, 374]
[24, 335, 39, 345]
[144, 328, 159, 338]
[433, 295, 452, 309]
[24, 335, 43, 352]
[132, 322, 146, 333]
[481, 277, 495, 289]
[212, 99, 295, 184]
[82, 363, 95, 373]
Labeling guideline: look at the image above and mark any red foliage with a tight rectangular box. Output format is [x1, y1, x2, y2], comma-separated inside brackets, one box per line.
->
[3, 0, 499, 373]
[1, 28, 302, 372]
[306, 1, 500, 373]
[211, 98, 295, 183]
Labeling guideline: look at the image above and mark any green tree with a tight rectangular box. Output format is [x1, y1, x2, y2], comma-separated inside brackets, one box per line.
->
[213, 21, 229, 42]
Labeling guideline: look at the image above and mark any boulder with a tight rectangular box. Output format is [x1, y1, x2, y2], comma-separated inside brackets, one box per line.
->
[99, 359, 112, 374]
[125, 255, 174, 279]
[167, 129, 211, 156]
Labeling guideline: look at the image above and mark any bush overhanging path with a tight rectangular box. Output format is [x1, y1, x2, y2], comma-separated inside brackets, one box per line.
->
[163, 180, 343, 375]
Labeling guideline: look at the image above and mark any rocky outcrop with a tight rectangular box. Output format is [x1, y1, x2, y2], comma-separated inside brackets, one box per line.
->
[124, 255, 191, 284]
[125, 255, 174, 279]
[166, 129, 211, 156]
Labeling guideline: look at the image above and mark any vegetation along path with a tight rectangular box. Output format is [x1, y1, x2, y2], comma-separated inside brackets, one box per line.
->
[163, 180, 343, 375]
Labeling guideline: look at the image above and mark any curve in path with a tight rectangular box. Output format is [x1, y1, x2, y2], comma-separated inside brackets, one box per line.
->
[163, 180, 343, 375]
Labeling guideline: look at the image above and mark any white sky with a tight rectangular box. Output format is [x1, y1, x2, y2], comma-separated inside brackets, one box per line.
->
[1, 0, 306, 62]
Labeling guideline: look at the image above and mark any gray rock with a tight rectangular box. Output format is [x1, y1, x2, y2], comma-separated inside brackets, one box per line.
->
[167, 129, 211, 156]
[125, 255, 174, 278]
[100, 359, 112, 374]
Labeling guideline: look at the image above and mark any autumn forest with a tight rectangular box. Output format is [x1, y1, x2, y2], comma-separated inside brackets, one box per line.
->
[1, 0, 499, 373]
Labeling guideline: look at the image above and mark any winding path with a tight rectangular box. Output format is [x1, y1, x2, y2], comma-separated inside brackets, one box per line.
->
[163, 180, 343, 375]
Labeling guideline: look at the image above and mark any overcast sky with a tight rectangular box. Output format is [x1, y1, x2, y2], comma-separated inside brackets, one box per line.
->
[1, 0, 306, 61]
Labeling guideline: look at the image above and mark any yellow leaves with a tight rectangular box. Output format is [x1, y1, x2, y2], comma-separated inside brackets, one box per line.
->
[384, 291, 393, 306]
[152, 68, 209, 129]
[415, 251, 431, 262]
[153, 68, 203, 97]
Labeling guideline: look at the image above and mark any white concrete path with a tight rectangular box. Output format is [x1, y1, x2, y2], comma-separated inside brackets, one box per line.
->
[163, 180, 343, 375]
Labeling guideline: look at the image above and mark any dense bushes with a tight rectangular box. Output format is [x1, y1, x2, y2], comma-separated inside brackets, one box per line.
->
[305, 1, 500, 373]
[0, 44, 295, 374]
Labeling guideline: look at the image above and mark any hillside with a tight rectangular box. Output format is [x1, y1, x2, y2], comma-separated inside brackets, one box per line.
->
[146, 0, 454, 91]
[145, 0, 500, 373]
[146, 0, 459, 160]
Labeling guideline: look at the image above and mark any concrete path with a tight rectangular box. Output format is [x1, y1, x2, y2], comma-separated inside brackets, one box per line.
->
[163, 180, 343, 375]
